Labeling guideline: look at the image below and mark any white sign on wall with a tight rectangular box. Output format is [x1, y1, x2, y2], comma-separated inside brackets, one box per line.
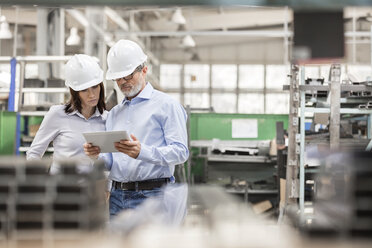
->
[232, 119, 258, 138]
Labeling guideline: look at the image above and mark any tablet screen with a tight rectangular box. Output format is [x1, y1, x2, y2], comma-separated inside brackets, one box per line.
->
[83, 130, 130, 153]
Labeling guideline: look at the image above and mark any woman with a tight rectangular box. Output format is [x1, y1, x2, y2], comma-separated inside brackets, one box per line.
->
[27, 54, 107, 174]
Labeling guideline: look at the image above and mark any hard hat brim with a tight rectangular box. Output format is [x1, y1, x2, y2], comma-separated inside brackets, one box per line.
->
[65, 70, 103, 91]
[105, 55, 147, 80]
[106, 68, 136, 81]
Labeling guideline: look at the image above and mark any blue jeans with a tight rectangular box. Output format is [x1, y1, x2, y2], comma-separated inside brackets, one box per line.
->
[109, 187, 163, 218]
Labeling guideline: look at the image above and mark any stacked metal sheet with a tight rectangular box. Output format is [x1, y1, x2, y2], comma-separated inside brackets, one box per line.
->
[0, 158, 106, 240]
[349, 82, 372, 97]
[304, 78, 328, 100]
[358, 101, 372, 109]
[304, 151, 372, 238]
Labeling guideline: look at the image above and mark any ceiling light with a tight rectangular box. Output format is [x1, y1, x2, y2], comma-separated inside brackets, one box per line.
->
[0, 16, 12, 39]
[182, 35, 196, 47]
[171, 8, 186, 25]
[66, 27, 80, 46]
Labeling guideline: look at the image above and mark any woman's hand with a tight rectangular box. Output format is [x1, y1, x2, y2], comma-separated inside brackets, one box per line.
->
[83, 143, 100, 159]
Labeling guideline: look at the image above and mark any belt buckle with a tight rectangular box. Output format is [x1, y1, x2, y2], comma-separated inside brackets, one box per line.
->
[135, 181, 139, 192]
[120, 182, 125, 190]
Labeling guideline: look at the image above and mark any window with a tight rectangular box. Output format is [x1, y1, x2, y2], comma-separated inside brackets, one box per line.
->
[212, 93, 236, 113]
[184, 64, 209, 88]
[265, 93, 289, 114]
[0, 64, 12, 88]
[160, 64, 181, 89]
[239, 65, 264, 89]
[346, 65, 372, 82]
[184, 93, 209, 108]
[212, 65, 237, 89]
[266, 65, 289, 89]
[304, 66, 320, 79]
[159, 63, 294, 114]
[238, 94, 264, 113]
[167, 93, 181, 103]
[25, 64, 39, 79]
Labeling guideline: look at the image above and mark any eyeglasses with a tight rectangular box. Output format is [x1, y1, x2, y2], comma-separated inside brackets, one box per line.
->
[114, 65, 143, 82]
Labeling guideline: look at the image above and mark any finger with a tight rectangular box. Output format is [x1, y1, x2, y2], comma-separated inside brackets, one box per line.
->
[119, 140, 138, 147]
[114, 145, 135, 154]
[130, 134, 137, 141]
[87, 146, 100, 154]
[115, 147, 131, 153]
[114, 143, 129, 150]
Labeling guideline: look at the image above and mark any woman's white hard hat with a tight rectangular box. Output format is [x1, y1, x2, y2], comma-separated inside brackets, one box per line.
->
[106, 39, 147, 80]
[64, 54, 103, 91]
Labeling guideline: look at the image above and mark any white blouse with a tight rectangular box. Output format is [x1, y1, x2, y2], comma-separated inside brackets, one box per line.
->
[26, 105, 107, 174]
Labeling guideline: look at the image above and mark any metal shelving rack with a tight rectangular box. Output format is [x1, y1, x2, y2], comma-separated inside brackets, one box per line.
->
[284, 63, 372, 223]
[1, 56, 71, 155]
[190, 139, 278, 202]
[0, 158, 106, 241]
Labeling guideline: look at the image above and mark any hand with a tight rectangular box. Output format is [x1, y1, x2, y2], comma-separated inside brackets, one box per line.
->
[83, 143, 100, 159]
[114, 134, 141, 159]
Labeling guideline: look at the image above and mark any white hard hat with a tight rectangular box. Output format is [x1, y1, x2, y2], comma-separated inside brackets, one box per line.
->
[64, 54, 103, 91]
[106, 39, 147, 80]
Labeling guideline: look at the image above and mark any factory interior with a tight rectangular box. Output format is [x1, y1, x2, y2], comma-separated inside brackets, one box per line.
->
[0, 0, 372, 247]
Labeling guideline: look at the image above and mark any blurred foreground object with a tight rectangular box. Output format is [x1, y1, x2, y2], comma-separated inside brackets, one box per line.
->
[110, 185, 296, 248]
[0, 157, 106, 242]
[110, 183, 188, 233]
[303, 151, 372, 238]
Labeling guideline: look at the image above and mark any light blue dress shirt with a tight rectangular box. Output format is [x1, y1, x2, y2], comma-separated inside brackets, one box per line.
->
[100, 83, 189, 182]
[27, 105, 107, 174]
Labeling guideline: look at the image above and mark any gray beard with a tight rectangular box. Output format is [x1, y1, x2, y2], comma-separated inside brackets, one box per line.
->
[123, 82, 143, 98]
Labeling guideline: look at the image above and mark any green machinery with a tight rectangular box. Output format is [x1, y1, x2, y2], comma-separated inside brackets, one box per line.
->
[0, 112, 43, 155]
[189, 113, 288, 182]
[0, 111, 17, 155]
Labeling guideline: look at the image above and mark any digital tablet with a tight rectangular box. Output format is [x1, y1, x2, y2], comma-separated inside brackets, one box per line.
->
[83, 130, 130, 153]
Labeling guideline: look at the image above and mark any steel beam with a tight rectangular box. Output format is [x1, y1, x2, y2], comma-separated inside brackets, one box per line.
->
[286, 63, 300, 208]
[330, 64, 341, 150]
[116, 30, 292, 37]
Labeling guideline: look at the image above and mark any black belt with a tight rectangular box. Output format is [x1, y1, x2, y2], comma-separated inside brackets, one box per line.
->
[112, 178, 170, 191]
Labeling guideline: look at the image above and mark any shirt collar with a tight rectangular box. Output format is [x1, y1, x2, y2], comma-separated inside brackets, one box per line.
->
[122, 82, 153, 104]
[67, 107, 105, 120]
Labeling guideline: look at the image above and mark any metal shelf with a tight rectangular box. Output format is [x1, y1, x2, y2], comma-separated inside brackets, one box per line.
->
[19, 146, 54, 152]
[1, 55, 72, 156]
[0, 88, 68, 93]
[20, 111, 48, 116]
[207, 155, 273, 163]
[225, 188, 278, 194]
[23, 88, 68, 93]
[283, 84, 372, 92]
[191, 140, 268, 147]
[286, 65, 372, 223]
[304, 107, 372, 114]
[0, 55, 72, 63]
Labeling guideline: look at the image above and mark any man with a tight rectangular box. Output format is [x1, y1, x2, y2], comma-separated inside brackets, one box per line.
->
[84, 39, 189, 217]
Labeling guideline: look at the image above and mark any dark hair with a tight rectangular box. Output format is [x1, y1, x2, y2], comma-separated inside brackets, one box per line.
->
[64, 82, 106, 114]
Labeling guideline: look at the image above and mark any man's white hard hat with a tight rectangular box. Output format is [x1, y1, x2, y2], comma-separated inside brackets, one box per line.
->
[106, 39, 147, 80]
[64, 54, 103, 91]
